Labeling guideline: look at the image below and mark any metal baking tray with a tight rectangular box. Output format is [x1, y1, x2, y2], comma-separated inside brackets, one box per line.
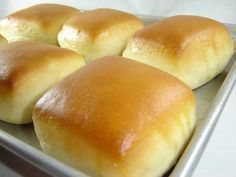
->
[0, 15, 236, 177]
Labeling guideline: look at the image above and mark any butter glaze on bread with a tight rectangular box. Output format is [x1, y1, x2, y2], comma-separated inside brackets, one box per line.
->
[0, 41, 85, 124]
[58, 8, 144, 62]
[0, 34, 7, 45]
[123, 15, 234, 89]
[33, 56, 196, 177]
[0, 3, 80, 45]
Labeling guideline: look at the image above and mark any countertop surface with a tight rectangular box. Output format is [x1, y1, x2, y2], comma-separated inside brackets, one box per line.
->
[0, 1, 236, 177]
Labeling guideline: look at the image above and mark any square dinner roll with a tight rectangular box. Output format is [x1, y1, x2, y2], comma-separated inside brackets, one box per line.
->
[33, 56, 196, 177]
[0, 41, 85, 124]
[0, 3, 80, 45]
[123, 15, 234, 89]
[58, 8, 144, 63]
[0, 34, 7, 45]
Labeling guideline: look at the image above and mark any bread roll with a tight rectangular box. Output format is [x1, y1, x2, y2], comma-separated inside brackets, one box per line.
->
[33, 56, 196, 177]
[0, 41, 85, 124]
[0, 34, 7, 45]
[123, 15, 234, 89]
[0, 3, 80, 45]
[58, 9, 144, 63]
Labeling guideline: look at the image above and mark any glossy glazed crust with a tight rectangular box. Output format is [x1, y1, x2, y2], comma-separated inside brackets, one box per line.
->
[0, 41, 83, 92]
[123, 15, 234, 88]
[0, 3, 80, 44]
[62, 8, 143, 38]
[58, 8, 144, 62]
[0, 41, 85, 124]
[34, 56, 195, 159]
[34, 94, 195, 177]
[130, 15, 229, 55]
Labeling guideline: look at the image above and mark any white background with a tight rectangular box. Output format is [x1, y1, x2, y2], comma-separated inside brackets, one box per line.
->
[0, 1, 236, 177]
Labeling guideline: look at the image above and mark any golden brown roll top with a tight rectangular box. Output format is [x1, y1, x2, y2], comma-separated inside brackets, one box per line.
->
[0, 3, 80, 45]
[129, 15, 228, 53]
[0, 41, 85, 124]
[33, 56, 196, 177]
[123, 15, 234, 89]
[58, 8, 144, 62]
[0, 34, 7, 45]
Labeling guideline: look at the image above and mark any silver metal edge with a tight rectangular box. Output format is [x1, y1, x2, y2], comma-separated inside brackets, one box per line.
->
[170, 58, 236, 177]
[0, 129, 88, 177]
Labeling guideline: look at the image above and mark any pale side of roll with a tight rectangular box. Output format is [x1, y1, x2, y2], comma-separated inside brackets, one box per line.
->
[0, 3, 80, 45]
[58, 8, 144, 63]
[0, 41, 85, 124]
[123, 15, 234, 89]
[33, 56, 196, 177]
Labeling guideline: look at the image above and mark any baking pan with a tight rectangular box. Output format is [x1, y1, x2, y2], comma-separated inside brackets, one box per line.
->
[0, 15, 236, 177]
